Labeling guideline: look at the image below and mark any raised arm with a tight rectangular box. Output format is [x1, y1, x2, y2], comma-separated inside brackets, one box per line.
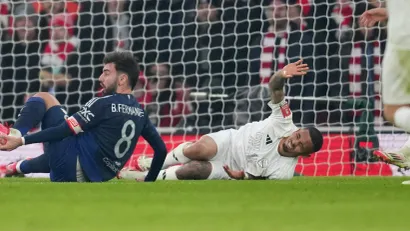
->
[268, 59, 309, 104]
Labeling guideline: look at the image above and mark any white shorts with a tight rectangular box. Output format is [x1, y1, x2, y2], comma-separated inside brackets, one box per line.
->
[207, 161, 230, 180]
[382, 44, 410, 104]
[205, 129, 239, 180]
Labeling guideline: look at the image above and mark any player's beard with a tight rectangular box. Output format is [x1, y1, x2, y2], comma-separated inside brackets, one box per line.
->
[103, 83, 117, 96]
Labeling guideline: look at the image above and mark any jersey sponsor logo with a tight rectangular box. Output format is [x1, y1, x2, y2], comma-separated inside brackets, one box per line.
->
[246, 132, 264, 155]
[78, 97, 99, 122]
[79, 106, 95, 122]
[66, 116, 83, 134]
[280, 103, 291, 118]
[266, 135, 272, 145]
[257, 159, 268, 169]
[103, 157, 121, 173]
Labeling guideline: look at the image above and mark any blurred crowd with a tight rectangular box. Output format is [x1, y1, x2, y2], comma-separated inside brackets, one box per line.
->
[0, 0, 387, 132]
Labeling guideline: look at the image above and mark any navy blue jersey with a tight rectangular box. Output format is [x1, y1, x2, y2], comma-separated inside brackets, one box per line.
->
[66, 94, 161, 181]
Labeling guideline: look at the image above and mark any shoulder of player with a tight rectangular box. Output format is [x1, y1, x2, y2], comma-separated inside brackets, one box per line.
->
[85, 95, 115, 106]
[89, 95, 134, 106]
[86, 95, 145, 113]
[262, 118, 297, 139]
[96, 94, 118, 102]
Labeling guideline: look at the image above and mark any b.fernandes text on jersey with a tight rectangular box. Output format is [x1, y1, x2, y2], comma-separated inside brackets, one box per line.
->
[111, 104, 144, 117]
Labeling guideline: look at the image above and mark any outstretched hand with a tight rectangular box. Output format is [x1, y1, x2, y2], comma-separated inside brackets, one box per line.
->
[281, 59, 309, 78]
[359, 8, 388, 27]
[223, 165, 246, 180]
[0, 135, 23, 151]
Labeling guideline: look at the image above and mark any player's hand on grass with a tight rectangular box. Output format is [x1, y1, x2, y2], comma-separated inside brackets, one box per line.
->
[359, 8, 388, 27]
[223, 165, 246, 180]
[280, 59, 309, 78]
[0, 135, 23, 151]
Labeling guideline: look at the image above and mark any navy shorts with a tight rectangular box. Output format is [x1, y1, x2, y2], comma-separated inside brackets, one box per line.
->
[42, 106, 79, 182]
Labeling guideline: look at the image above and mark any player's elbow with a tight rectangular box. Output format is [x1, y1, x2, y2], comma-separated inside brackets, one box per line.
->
[268, 77, 275, 90]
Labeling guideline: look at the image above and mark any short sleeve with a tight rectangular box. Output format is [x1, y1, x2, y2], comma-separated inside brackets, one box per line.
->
[267, 99, 292, 121]
[68, 97, 106, 134]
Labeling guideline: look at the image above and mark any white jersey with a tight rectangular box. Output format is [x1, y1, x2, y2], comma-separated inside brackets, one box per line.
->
[386, 0, 410, 49]
[229, 100, 299, 180]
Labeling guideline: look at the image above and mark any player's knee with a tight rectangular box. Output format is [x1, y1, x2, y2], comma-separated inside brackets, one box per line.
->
[184, 137, 217, 160]
[383, 105, 402, 124]
[184, 142, 207, 160]
[32, 92, 61, 110]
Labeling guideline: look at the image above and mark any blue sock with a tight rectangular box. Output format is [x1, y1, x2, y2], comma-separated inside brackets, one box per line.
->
[19, 153, 50, 174]
[13, 97, 46, 136]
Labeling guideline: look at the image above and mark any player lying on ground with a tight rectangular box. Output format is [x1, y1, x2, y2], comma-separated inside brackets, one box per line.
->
[0, 52, 167, 182]
[118, 60, 323, 181]
[360, 4, 410, 173]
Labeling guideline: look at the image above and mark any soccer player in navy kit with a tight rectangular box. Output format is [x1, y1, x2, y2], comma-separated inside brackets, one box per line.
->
[0, 52, 167, 182]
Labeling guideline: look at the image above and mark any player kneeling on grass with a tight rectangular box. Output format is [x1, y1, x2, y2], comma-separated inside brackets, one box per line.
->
[0, 52, 167, 182]
[119, 60, 323, 181]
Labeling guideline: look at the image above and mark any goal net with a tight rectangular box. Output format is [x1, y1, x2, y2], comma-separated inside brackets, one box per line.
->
[0, 0, 407, 177]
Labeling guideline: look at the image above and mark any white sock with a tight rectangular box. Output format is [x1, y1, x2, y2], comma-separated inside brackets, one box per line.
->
[394, 106, 410, 132]
[162, 142, 192, 169]
[156, 166, 181, 180]
[9, 128, 22, 137]
[15, 159, 25, 174]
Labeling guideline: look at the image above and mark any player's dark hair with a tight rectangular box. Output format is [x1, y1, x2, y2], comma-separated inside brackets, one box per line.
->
[306, 127, 323, 153]
[103, 52, 140, 90]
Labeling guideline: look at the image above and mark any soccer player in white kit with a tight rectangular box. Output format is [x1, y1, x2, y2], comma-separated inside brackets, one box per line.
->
[360, 2, 410, 176]
[119, 60, 324, 181]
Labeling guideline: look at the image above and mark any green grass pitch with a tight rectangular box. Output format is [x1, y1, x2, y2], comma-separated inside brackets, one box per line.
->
[0, 177, 409, 231]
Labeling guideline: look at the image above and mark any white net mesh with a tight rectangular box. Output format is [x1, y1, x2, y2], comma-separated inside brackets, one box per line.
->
[0, 0, 407, 177]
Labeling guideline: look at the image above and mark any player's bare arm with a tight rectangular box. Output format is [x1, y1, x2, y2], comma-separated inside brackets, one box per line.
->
[359, 8, 388, 27]
[269, 59, 309, 104]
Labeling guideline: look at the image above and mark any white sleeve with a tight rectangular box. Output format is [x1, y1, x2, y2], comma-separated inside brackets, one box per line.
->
[268, 99, 292, 121]
[267, 100, 298, 137]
